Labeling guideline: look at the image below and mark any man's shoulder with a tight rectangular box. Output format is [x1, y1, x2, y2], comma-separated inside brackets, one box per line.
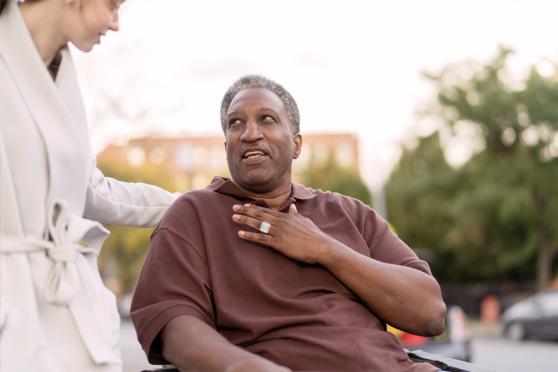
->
[159, 188, 227, 227]
[307, 187, 371, 212]
[174, 187, 222, 204]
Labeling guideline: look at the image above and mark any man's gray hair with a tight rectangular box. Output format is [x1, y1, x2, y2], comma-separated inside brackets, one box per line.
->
[220, 75, 300, 134]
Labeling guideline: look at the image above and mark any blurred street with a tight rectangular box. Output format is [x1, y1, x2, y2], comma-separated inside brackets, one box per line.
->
[471, 323, 558, 372]
[120, 319, 558, 372]
[121, 320, 156, 372]
[473, 338, 557, 372]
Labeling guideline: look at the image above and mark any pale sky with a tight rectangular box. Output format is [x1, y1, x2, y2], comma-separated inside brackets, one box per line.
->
[74, 0, 558, 189]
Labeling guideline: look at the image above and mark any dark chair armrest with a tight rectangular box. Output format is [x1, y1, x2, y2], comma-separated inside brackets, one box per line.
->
[406, 349, 496, 372]
[142, 351, 495, 372]
[141, 366, 179, 372]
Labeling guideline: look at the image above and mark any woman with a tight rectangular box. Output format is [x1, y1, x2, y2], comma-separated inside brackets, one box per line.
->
[0, 0, 178, 371]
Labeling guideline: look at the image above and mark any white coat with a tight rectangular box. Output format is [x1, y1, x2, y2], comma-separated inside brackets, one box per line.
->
[0, 1, 178, 371]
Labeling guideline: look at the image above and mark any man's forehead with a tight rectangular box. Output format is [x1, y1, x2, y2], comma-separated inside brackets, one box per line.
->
[227, 88, 285, 114]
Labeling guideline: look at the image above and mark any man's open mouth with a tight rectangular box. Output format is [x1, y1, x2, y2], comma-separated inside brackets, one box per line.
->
[242, 150, 267, 159]
[240, 147, 271, 162]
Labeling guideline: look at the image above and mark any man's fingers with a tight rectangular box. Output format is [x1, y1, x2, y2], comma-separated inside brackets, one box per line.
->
[289, 204, 297, 214]
[238, 230, 274, 245]
[233, 203, 278, 218]
[232, 214, 263, 230]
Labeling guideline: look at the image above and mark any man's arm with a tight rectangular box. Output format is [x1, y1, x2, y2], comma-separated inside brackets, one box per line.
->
[232, 203, 446, 337]
[317, 238, 445, 336]
[162, 315, 291, 372]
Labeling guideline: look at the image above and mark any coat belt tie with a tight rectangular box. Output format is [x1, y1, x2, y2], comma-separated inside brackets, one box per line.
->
[0, 199, 108, 305]
[0, 200, 121, 364]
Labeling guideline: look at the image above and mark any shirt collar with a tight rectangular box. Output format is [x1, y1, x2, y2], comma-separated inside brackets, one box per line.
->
[207, 176, 317, 201]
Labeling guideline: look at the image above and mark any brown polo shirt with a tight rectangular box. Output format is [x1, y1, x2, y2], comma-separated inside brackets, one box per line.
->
[131, 177, 437, 372]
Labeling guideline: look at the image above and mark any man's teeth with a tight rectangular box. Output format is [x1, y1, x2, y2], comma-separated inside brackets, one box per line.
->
[244, 151, 265, 158]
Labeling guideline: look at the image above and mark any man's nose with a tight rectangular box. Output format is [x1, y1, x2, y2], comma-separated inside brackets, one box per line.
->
[240, 120, 263, 142]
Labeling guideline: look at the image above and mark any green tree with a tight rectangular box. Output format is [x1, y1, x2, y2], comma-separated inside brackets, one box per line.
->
[388, 47, 558, 287]
[385, 132, 460, 279]
[302, 153, 372, 205]
[437, 152, 540, 282]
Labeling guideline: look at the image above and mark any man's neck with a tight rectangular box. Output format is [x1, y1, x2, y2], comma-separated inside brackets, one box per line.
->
[232, 180, 293, 210]
[20, 1, 67, 68]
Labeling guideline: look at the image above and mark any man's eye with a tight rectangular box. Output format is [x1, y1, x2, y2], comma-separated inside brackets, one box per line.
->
[261, 115, 276, 123]
[229, 119, 242, 127]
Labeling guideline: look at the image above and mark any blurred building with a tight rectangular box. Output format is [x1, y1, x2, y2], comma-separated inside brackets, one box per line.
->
[98, 132, 360, 191]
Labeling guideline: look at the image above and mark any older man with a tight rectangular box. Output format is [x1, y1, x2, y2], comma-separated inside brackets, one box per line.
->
[131, 75, 446, 372]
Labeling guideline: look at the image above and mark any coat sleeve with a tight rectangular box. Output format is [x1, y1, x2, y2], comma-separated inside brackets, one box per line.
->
[83, 162, 179, 227]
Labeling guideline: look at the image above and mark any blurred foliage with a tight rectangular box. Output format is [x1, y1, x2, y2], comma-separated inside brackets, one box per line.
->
[301, 152, 372, 205]
[386, 47, 558, 288]
[386, 133, 461, 279]
[97, 159, 177, 295]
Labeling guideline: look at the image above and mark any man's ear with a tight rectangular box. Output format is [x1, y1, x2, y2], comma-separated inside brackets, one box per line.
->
[293, 133, 302, 159]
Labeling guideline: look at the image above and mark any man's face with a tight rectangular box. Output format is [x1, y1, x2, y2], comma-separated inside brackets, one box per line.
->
[224, 88, 301, 193]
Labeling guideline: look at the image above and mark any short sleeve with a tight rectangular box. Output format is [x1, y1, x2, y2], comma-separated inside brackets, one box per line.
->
[363, 209, 432, 275]
[130, 199, 215, 364]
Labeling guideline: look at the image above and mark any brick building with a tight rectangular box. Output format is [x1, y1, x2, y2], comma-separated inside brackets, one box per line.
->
[98, 132, 360, 191]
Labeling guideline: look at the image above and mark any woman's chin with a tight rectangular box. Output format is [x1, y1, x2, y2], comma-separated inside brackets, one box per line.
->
[71, 40, 97, 53]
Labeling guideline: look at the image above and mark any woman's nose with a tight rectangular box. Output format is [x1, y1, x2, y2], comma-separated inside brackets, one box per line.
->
[109, 12, 120, 32]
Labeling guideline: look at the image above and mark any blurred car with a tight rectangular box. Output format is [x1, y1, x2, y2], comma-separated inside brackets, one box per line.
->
[388, 305, 473, 362]
[502, 288, 558, 341]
